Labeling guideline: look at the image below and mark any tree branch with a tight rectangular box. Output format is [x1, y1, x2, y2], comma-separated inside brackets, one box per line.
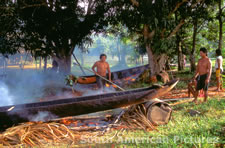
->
[148, 30, 155, 40]
[191, 0, 205, 8]
[20, 3, 47, 9]
[130, 0, 139, 7]
[222, 5, 225, 11]
[168, 0, 189, 18]
[167, 19, 185, 39]
[160, 28, 166, 39]
[143, 24, 155, 42]
[197, 20, 206, 33]
[87, 0, 94, 15]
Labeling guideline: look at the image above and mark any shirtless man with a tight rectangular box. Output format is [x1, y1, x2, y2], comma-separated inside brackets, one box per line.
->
[192, 47, 212, 103]
[92, 54, 111, 90]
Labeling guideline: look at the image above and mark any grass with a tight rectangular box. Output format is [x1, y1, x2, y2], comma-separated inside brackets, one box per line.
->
[74, 98, 225, 148]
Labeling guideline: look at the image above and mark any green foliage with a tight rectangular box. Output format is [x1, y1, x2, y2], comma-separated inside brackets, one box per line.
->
[1, 0, 111, 59]
[65, 75, 78, 87]
[0, 2, 21, 55]
[108, 0, 216, 64]
[152, 37, 176, 55]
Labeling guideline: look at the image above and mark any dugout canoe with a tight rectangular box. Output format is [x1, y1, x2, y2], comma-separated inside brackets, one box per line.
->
[77, 64, 149, 84]
[0, 79, 178, 129]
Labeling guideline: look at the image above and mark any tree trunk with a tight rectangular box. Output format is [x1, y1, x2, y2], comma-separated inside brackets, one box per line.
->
[146, 44, 156, 77]
[146, 43, 167, 77]
[39, 57, 42, 69]
[120, 44, 128, 67]
[143, 24, 167, 82]
[141, 55, 144, 64]
[165, 58, 171, 70]
[54, 55, 71, 74]
[156, 54, 168, 74]
[176, 34, 184, 71]
[80, 52, 84, 66]
[218, 0, 223, 51]
[35, 58, 37, 70]
[117, 37, 121, 62]
[190, 20, 197, 72]
[44, 57, 47, 71]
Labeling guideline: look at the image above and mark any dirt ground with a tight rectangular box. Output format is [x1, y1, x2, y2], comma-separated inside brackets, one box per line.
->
[161, 86, 225, 99]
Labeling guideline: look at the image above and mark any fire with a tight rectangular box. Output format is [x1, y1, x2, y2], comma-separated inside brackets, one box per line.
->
[106, 83, 117, 88]
[131, 78, 135, 81]
[112, 84, 117, 88]
[60, 119, 78, 126]
[123, 75, 137, 82]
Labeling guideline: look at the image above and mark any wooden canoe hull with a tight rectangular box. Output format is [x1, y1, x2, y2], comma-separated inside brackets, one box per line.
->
[77, 64, 149, 84]
[77, 77, 96, 84]
[0, 79, 178, 129]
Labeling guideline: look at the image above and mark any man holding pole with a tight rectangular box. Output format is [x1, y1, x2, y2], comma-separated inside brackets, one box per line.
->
[92, 54, 111, 91]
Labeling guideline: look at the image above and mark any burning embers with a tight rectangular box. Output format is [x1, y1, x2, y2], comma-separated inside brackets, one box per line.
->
[104, 74, 137, 88]
[105, 83, 117, 89]
[0, 116, 113, 147]
[113, 74, 138, 86]
[59, 117, 110, 129]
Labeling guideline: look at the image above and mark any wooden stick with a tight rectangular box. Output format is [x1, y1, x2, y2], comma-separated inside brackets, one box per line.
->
[74, 63, 125, 91]
[72, 53, 86, 75]
[100, 110, 125, 135]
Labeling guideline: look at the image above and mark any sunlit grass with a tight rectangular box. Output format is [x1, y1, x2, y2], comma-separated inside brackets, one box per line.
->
[76, 98, 225, 148]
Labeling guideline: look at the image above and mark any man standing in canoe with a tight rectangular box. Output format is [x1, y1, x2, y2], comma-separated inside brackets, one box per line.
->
[192, 47, 212, 103]
[92, 54, 111, 91]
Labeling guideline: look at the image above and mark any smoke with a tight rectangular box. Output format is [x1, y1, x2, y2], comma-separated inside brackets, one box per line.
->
[75, 83, 116, 97]
[29, 111, 58, 122]
[0, 81, 14, 106]
[0, 70, 66, 106]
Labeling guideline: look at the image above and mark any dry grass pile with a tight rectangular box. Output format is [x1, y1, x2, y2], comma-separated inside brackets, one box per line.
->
[0, 105, 161, 147]
[121, 104, 157, 131]
[0, 121, 82, 147]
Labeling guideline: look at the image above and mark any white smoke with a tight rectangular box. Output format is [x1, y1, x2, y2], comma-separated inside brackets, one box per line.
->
[0, 81, 14, 106]
[0, 70, 66, 106]
[29, 111, 58, 122]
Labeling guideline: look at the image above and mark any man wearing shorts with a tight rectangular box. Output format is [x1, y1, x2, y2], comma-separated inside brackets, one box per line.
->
[92, 54, 111, 91]
[192, 47, 212, 103]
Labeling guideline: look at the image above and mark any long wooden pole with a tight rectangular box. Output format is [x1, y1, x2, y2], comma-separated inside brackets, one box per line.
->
[74, 63, 125, 91]
[72, 53, 86, 75]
